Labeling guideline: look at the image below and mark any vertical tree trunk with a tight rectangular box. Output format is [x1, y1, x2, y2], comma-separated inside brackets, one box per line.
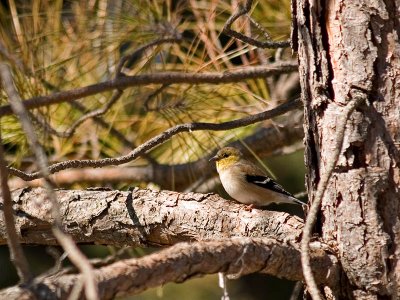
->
[293, 0, 400, 298]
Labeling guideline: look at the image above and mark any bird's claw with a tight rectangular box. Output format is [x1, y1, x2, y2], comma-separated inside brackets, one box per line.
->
[244, 204, 255, 211]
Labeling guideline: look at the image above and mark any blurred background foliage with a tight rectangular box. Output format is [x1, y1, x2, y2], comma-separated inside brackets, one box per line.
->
[0, 0, 304, 299]
[0, 0, 293, 173]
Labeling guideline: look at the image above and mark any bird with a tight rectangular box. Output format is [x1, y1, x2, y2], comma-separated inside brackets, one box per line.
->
[209, 147, 305, 209]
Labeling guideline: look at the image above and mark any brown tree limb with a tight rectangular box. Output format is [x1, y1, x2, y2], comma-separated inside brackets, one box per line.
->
[8, 119, 304, 190]
[0, 188, 305, 247]
[0, 61, 297, 117]
[7, 98, 302, 181]
[0, 238, 338, 300]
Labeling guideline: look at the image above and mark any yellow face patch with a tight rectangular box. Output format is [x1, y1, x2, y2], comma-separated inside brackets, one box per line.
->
[216, 155, 240, 171]
[212, 147, 243, 171]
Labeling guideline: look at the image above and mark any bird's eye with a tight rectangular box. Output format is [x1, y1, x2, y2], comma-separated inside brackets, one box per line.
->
[223, 153, 229, 158]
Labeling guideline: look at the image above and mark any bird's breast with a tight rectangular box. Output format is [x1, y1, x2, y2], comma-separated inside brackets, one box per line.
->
[219, 170, 256, 205]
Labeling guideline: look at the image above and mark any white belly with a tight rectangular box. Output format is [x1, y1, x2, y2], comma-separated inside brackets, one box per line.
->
[218, 169, 293, 206]
[219, 170, 262, 205]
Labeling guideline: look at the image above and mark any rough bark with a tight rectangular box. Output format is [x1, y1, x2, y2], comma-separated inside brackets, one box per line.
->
[0, 239, 338, 300]
[0, 188, 341, 299]
[0, 188, 304, 247]
[294, 0, 399, 298]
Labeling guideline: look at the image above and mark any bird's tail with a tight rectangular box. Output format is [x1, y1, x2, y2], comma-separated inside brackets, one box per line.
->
[290, 196, 306, 205]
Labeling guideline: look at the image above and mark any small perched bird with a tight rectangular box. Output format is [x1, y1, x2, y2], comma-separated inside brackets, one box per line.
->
[210, 147, 304, 208]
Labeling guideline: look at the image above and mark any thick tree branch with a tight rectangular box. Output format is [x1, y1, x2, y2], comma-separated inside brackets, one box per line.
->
[0, 187, 304, 246]
[0, 238, 338, 300]
[8, 98, 302, 181]
[0, 61, 297, 117]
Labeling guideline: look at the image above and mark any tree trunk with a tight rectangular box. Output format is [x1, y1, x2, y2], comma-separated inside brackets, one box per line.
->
[293, 0, 400, 298]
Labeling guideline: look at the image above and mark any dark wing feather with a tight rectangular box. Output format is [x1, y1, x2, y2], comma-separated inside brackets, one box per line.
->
[245, 174, 295, 198]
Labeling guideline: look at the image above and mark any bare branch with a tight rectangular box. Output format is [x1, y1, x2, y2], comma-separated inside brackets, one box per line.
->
[8, 98, 302, 181]
[0, 134, 32, 282]
[68, 100, 157, 165]
[223, 0, 290, 49]
[0, 61, 297, 117]
[8, 118, 303, 190]
[301, 92, 366, 300]
[0, 239, 338, 300]
[0, 187, 304, 247]
[0, 63, 99, 300]
[52, 229, 98, 300]
[30, 90, 123, 138]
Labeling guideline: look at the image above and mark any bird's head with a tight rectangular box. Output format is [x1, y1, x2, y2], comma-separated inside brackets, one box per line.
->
[209, 147, 243, 171]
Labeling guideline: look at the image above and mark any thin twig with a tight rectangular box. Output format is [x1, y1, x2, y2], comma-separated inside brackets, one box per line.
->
[53, 228, 97, 300]
[289, 281, 303, 300]
[144, 83, 170, 111]
[67, 277, 85, 300]
[115, 37, 182, 76]
[219, 272, 230, 300]
[29, 87, 157, 163]
[69, 100, 158, 165]
[30, 90, 123, 138]
[0, 61, 298, 117]
[248, 17, 271, 40]
[0, 132, 32, 282]
[223, 0, 290, 49]
[42, 247, 67, 277]
[8, 98, 302, 181]
[0, 63, 99, 300]
[300, 93, 366, 300]
[69, 100, 131, 146]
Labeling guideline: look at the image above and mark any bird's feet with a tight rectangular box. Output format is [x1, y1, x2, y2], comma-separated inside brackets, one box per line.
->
[244, 204, 255, 211]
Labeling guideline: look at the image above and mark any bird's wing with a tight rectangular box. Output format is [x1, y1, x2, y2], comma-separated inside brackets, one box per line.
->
[245, 174, 295, 198]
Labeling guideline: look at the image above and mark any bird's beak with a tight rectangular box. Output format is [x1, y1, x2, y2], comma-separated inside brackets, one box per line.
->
[209, 155, 218, 162]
